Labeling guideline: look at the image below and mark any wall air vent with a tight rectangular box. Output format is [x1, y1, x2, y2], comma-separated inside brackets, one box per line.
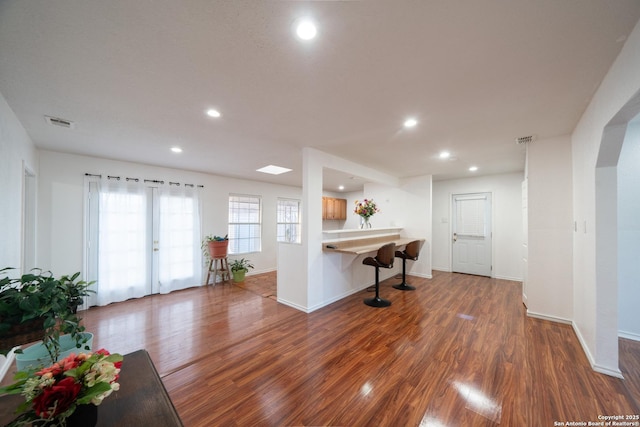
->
[515, 135, 536, 145]
[45, 115, 75, 129]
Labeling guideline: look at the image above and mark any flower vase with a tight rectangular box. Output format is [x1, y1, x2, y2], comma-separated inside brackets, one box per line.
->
[65, 404, 98, 427]
[360, 216, 372, 229]
[35, 405, 98, 427]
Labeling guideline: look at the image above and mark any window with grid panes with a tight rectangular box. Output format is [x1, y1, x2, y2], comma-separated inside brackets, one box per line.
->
[228, 194, 261, 254]
[276, 198, 301, 243]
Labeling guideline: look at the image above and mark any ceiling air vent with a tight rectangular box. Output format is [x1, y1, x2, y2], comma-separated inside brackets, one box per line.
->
[45, 115, 75, 129]
[515, 135, 536, 144]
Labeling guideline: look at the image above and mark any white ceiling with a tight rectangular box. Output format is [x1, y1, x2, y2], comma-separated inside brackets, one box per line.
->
[1, 1, 639, 192]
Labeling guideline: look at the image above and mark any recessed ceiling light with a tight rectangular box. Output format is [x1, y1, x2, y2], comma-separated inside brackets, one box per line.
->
[439, 151, 451, 159]
[296, 19, 317, 40]
[469, 166, 478, 172]
[171, 147, 183, 153]
[404, 118, 418, 128]
[256, 165, 292, 175]
[206, 109, 221, 118]
[338, 185, 345, 191]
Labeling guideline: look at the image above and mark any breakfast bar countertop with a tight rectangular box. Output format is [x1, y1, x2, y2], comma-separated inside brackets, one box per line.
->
[323, 236, 424, 255]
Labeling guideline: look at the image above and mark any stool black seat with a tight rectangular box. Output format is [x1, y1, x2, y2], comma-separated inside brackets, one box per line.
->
[362, 242, 396, 307]
[393, 240, 421, 291]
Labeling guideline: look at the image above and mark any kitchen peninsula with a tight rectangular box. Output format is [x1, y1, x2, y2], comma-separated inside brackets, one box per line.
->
[322, 227, 421, 255]
[321, 227, 424, 297]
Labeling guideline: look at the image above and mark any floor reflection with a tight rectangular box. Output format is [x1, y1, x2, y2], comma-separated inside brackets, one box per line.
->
[452, 380, 502, 423]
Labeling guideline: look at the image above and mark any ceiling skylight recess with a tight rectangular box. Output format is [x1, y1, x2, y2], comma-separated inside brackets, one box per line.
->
[257, 165, 292, 175]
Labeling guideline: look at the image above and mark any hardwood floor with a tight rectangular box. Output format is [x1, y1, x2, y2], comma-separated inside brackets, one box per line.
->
[621, 337, 640, 407]
[72, 271, 639, 426]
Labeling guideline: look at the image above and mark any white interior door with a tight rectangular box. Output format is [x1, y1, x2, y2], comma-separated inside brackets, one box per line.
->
[452, 193, 492, 277]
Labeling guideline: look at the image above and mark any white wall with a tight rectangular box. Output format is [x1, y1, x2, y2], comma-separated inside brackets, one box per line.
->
[526, 135, 573, 322]
[618, 120, 640, 340]
[37, 150, 302, 279]
[365, 176, 433, 278]
[432, 172, 523, 281]
[572, 18, 640, 375]
[0, 92, 38, 272]
[0, 90, 38, 378]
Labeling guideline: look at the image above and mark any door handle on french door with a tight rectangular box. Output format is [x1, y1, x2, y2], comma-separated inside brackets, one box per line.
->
[453, 232, 457, 242]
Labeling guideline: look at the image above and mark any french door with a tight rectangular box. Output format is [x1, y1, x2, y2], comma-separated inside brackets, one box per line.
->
[85, 177, 201, 306]
[451, 192, 492, 277]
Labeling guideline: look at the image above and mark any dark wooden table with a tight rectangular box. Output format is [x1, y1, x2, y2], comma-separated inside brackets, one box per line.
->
[0, 349, 183, 426]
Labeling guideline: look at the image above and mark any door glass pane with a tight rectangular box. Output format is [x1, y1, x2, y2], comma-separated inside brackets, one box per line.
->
[97, 188, 149, 305]
[457, 198, 485, 236]
[159, 193, 198, 283]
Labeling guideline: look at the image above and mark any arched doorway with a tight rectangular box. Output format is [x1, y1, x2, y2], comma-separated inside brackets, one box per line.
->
[595, 89, 640, 403]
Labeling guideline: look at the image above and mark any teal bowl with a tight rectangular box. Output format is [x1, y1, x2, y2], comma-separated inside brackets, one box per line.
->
[15, 332, 94, 371]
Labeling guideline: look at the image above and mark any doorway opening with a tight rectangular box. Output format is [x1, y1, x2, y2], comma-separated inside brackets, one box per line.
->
[22, 164, 36, 273]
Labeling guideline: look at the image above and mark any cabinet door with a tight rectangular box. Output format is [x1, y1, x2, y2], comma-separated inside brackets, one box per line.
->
[336, 198, 347, 220]
[322, 197, 347, 220]
[322, 197, 329, 220]
[326, 198, 336, 219]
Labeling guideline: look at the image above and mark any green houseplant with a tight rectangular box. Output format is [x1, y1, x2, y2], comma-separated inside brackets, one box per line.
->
[0, 268, 93, 364]
[229, 258, 254, 283]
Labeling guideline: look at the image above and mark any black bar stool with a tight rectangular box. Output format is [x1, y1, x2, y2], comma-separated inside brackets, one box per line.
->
[393, 240, 421, 291]
[362, 242, 396, 307]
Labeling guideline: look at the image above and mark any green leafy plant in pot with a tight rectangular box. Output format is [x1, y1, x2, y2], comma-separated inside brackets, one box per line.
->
[201, 234, 229, 263]
[229, 258, 254, 283]
[0, 268, 93, 367]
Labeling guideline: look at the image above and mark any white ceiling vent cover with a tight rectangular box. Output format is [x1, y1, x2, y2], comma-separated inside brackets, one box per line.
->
[45, 115, 75, 129]
[515, 135, 536, 144]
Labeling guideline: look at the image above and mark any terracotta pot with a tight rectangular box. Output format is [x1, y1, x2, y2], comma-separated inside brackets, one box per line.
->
[208, 240, 228, 258]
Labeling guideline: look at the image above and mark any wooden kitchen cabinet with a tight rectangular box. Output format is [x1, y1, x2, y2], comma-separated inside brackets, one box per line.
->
[322, 197, 347, 220]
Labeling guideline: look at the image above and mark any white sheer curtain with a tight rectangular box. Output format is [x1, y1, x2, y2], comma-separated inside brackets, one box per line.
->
[96, 178, 149, 305]
[85, 176, 203, 306]
[158, 184, 202, 293]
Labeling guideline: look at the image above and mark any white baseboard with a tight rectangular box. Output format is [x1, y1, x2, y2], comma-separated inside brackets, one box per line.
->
[619, 330, 640, 341]
[409, 272, 433, 279]
[494, 274, 523, 282]
[247, 268, 276, 276]
[592, 363, 624, 379]
[276, 297, 310, 313]
[572, 321, 623, 379]
[526, 310, 572, 325]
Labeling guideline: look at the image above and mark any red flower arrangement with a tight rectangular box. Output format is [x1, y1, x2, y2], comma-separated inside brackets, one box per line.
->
[354, 198, 380, 219]
[0, 349, 123, 426]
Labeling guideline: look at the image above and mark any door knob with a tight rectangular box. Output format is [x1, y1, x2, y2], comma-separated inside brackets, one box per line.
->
[453, 233, 457, 242]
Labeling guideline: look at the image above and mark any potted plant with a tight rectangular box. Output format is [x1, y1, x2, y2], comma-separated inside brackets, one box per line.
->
[0, 268, 93, 368]
[201, 234, 229, 262]
[229, 258, 254, 283]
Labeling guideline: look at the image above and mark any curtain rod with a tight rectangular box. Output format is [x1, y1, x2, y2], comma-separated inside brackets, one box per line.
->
[84, 173, 204, 188]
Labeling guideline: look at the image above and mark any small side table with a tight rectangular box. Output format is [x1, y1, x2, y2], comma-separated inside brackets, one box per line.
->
[206, 256, 230, 285]
[0, 349, 183, 426]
